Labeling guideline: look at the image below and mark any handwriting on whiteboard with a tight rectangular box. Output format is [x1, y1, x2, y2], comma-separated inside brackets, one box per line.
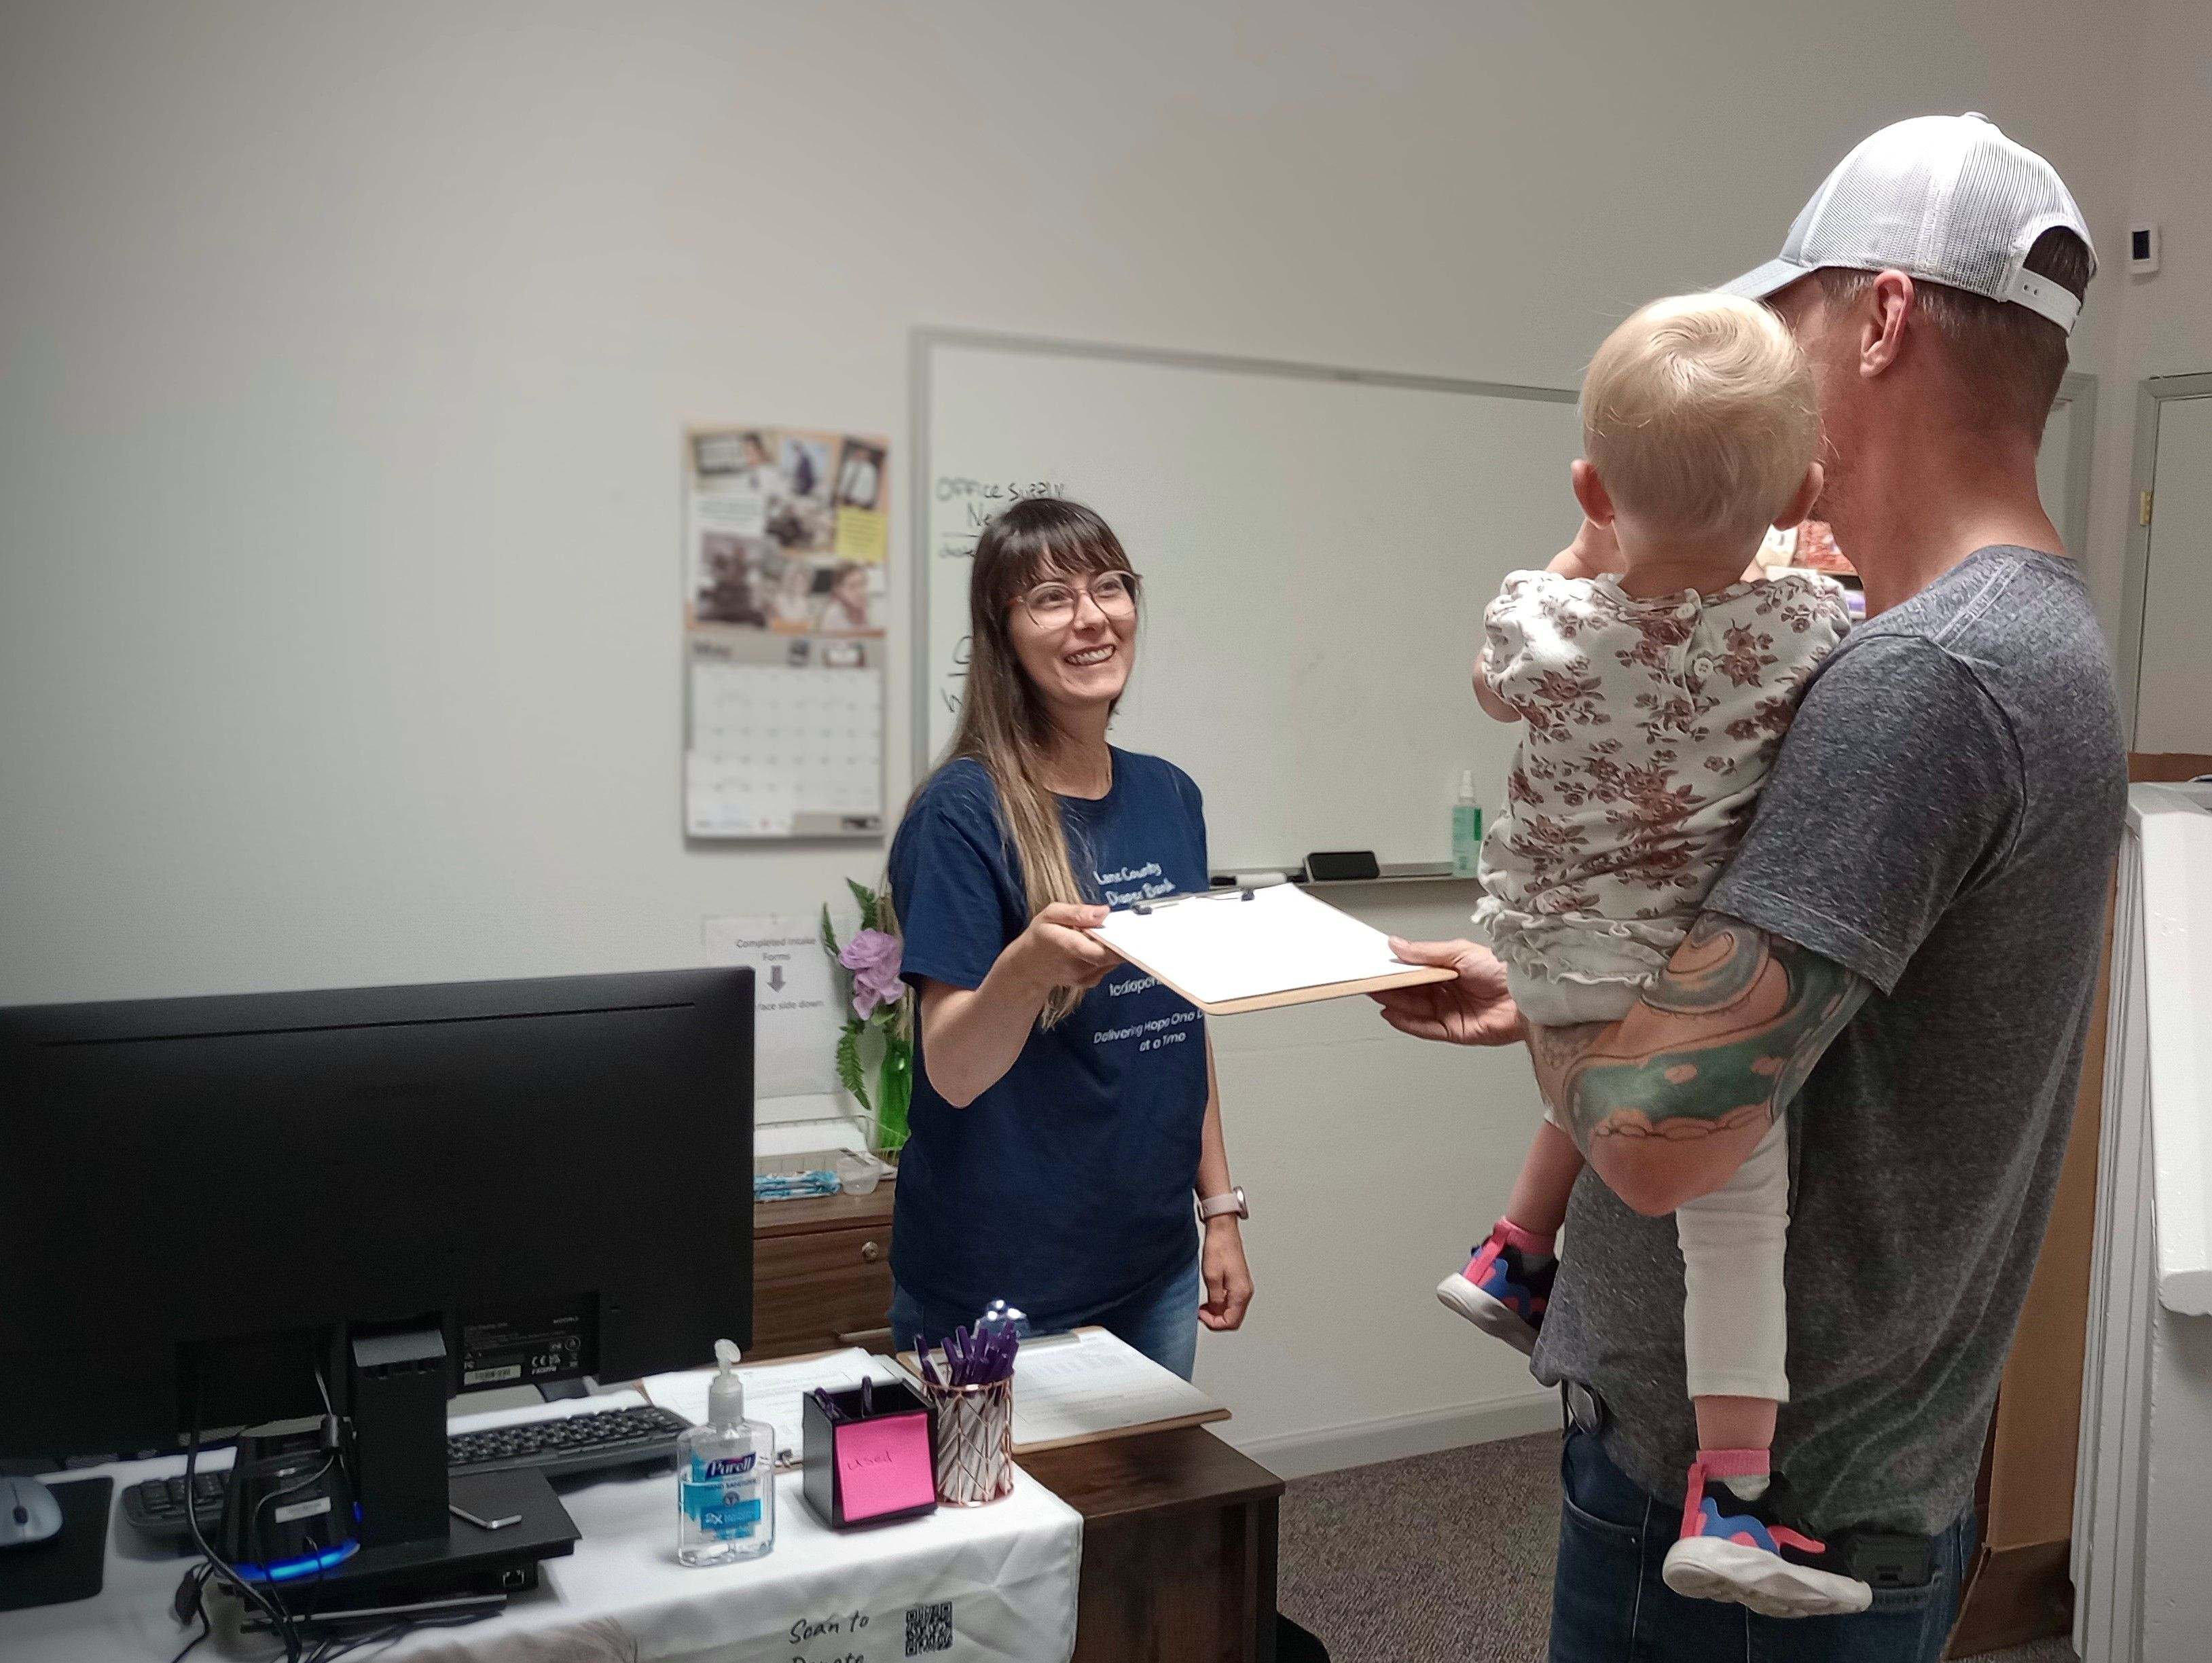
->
[931, 477, 1065, 562]
[929, 477, 1066, 718]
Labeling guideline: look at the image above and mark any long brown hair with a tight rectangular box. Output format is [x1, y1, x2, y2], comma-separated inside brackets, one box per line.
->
[922, 496, 1138, 1027]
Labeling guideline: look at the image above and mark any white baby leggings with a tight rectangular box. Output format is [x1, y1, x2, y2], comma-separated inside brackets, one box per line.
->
[1513, 965, 1791, 1402]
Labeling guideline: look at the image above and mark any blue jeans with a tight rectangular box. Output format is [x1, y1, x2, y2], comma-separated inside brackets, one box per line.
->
[888, 1256, 1203, 1381]
[1551, 1427, 1976, 1662]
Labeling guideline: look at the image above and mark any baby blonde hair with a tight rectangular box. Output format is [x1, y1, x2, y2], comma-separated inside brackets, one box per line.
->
[1580, 292, 1819, 541]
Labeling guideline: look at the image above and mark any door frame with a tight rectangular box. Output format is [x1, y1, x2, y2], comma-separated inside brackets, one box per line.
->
[2118, 371, 2212, 748]
[2051, 369, 2100, 565]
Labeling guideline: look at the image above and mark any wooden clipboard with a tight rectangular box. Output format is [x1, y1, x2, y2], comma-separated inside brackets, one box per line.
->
[1089, 882, 1455, 1015]
[1115, 958, 1456, 1017]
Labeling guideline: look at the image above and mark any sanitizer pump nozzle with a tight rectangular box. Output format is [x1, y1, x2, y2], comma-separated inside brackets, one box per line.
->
[708, 1338, 745, 1427]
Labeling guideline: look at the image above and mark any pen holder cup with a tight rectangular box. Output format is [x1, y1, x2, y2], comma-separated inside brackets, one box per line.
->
[917, 1376, 1015, 1507]
[801, 1381, 939, 1529]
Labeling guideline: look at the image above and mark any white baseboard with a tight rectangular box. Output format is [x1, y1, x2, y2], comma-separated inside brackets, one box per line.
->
[1221, 1389, 1559, 1481]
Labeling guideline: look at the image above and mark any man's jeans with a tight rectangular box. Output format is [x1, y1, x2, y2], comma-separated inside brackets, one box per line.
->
[1551, 1426, 1976, 1662]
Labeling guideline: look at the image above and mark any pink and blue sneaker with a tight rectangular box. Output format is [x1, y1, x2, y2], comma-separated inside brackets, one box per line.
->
[1661, 1454, 1873, 1618]
[1436, 1218, 1556, 1354]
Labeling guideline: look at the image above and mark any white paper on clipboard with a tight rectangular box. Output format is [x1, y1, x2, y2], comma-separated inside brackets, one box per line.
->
[1088, 882, 1453, 1015]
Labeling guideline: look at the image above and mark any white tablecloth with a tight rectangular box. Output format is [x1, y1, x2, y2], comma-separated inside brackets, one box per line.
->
[2, 1394, 1083, 1663]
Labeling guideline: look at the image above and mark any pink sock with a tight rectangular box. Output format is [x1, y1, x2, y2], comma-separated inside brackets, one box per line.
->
[1699, 1446, 1771, 1501]
[1497, 1217, 1556, 1260]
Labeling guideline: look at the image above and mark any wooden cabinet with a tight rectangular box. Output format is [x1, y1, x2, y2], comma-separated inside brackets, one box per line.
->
[750, 1187, 896, 1359]
[1022, 1429, 1283, 1663]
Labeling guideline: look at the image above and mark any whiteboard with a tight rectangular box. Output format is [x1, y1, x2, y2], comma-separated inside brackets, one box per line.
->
[915, 332, 1582, 874]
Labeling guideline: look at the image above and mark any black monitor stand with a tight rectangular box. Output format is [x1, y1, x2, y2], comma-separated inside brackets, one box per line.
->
[259, 1323, 580, 1614]
[314, 1467, 577, 1608]
[350, 1323, 452, 1550]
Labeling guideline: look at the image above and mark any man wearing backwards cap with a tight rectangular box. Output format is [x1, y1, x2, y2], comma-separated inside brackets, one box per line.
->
[1381, 115, 2126, 1658]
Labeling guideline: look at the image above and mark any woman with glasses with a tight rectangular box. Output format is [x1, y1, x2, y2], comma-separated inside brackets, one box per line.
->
[884, 496, 1253, 1379]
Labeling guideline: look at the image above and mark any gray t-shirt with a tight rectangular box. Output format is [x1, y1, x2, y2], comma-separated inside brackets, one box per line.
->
[1531, 546, 2127, 1536]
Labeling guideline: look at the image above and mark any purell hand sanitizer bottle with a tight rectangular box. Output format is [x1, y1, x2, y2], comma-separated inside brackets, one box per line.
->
[676, 1339, 775, 1566]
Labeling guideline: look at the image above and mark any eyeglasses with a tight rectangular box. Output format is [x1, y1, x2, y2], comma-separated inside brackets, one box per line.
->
[1017, 571, 1140, 628]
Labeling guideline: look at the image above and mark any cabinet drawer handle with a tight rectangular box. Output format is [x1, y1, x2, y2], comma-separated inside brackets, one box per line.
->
[860, 1239, 882, 1264]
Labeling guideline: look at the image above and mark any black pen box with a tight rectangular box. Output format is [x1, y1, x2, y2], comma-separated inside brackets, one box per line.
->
[801, 1381, 939, 1529]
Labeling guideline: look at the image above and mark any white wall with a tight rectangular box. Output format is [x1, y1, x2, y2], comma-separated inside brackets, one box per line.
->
[2082, 0, 2212, 754]
[0, 0, 2152, 1471]
[2106, 0, 2212, 381]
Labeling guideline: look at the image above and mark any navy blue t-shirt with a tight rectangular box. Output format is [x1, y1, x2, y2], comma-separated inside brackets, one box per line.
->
[888, 748, 1210, 1326]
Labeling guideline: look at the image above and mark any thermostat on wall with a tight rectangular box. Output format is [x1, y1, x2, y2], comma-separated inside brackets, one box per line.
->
[2128, 223, 2160, 274]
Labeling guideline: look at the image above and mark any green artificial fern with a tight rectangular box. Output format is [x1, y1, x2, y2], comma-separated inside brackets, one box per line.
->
[835, 1021, 870, 1110]
[846, 877, 881, 933]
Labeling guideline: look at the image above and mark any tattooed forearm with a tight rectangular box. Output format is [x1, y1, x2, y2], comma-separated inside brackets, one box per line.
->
[1528, 914, 1869, 1167]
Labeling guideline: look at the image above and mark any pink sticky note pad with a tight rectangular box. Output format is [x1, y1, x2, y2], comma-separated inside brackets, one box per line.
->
[835, 1414, 935, 1518]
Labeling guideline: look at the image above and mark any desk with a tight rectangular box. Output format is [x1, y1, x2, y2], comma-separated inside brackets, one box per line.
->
[4, 1419, 1282, 1663]
[753, 1188, 1288, 1661]
[3, 1434, 1085, 1662]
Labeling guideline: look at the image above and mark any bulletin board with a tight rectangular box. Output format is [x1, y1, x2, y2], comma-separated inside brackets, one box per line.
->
[684, 426, 891, 839]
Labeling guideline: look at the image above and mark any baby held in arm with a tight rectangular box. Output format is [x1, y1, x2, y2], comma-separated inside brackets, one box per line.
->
[1438, 292, 1866, 1619]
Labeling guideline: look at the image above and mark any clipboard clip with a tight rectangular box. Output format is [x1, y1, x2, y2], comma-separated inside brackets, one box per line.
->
[1130, 887, 1255, 916]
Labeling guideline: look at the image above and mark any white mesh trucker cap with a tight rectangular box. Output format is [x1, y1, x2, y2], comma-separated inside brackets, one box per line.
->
[1722, 113, 2096, 335]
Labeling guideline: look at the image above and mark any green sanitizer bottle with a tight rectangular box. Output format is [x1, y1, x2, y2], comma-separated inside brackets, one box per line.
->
[1452, 770, 1483, 878]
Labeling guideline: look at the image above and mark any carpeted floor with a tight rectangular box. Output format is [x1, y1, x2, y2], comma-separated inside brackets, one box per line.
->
[1276, 1433, 2080, 1663]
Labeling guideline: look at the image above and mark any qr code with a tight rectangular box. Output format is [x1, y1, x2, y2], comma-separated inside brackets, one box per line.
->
[904, 1600, 953, 1656]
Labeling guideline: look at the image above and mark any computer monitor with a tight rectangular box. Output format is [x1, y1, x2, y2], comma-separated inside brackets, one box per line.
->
[0, 968, 753, 1559]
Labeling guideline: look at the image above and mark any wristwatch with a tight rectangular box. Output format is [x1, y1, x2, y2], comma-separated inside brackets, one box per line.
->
[1196, 1187, 1248, 1222]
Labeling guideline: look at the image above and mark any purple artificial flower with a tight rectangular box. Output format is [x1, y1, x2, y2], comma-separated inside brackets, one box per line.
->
[839, 928, 905, 1021]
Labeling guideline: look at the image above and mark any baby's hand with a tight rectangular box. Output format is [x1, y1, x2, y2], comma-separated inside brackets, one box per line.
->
[1547, 518, 1621, 581]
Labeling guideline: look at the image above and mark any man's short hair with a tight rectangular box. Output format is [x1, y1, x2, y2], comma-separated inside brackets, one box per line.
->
[1581, 293, 1819, 542]
[1814, 227, 2092, 437]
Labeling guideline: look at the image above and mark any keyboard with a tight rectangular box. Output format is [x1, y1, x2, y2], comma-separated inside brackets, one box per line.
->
[121, 1402, 693, 1545]
[446, 1404, 691, 1480]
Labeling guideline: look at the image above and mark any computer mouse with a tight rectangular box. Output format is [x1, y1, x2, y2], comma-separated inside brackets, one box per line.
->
[0, 1476, 63, 1548]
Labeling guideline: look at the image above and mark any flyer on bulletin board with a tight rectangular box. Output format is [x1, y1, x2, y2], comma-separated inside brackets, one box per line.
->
[685, 426, 890, 840]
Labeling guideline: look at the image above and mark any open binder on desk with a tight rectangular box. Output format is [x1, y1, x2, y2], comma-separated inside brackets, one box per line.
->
[897, 1326, 1229, 1454]
[1089, 881, 1455, 1015]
